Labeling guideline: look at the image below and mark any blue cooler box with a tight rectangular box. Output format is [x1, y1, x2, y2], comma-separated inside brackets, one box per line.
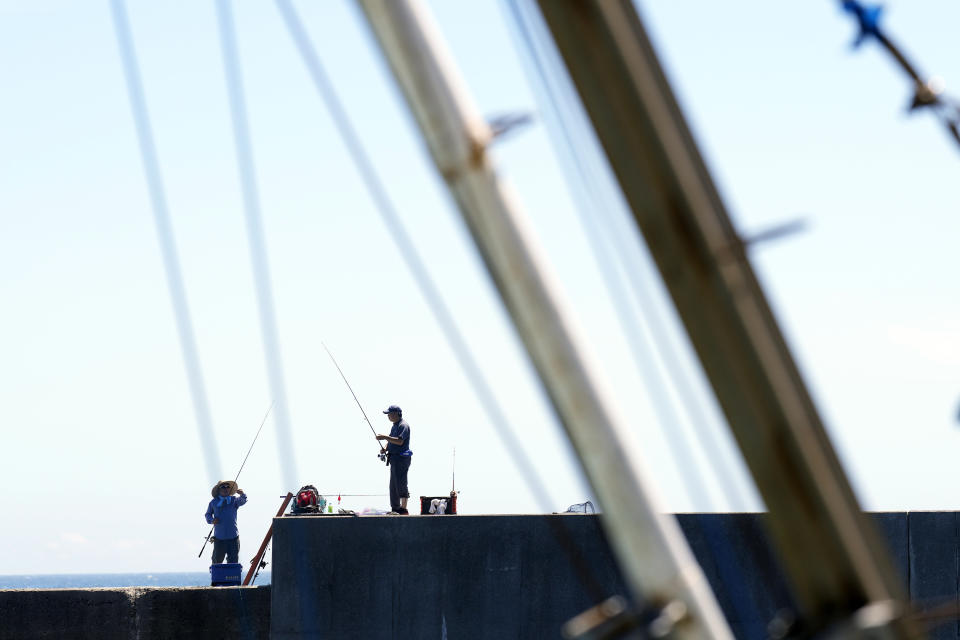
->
[210, 562, 243, 586]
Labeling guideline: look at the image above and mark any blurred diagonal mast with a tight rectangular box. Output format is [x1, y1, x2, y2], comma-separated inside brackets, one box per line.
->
[357, 1, 732, 638]
[535, 0, 920, 636]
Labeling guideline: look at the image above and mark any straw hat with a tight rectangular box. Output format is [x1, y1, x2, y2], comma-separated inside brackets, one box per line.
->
[211, 480, 240, 498]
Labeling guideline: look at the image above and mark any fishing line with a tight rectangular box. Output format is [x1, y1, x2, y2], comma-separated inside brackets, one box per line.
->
[233, 401, 276, 482]
[321, 342, 387, 462]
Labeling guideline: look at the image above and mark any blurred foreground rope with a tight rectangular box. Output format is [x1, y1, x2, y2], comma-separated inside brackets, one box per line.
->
[841, 1, 960, 151]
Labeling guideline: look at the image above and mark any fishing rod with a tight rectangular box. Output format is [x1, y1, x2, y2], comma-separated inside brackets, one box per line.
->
[199, 400, 274, 558]
[321, 342, 388, 464]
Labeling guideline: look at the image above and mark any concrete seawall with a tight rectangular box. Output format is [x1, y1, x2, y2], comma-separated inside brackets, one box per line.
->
[271, 514, 629, 640]
[0, 585, 270, 640]
[4, 512, 959, 639]
[270, 512, 960, 640]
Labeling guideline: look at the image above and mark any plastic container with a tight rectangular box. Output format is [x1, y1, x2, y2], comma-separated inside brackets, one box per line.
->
[210, 562, 243, 586]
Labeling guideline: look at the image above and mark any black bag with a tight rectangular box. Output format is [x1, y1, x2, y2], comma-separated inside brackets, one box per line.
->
[292, 485, 321, 514]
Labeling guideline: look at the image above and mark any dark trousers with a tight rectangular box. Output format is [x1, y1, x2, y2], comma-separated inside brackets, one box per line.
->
[212, 536, 240, 564]
[389, 456, 411, 511]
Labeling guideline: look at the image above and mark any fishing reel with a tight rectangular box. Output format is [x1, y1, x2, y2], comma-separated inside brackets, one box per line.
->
[378, 450, 388, 464]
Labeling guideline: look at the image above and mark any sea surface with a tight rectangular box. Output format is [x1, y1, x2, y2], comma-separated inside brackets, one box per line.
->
[0, 571, 271, 589]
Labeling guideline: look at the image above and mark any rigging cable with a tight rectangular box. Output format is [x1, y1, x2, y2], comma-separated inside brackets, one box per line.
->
[503, 0, 754, 511]
[503, 4, 792, 629]
[505, 3, 839, 629]
[840, 0, 960, 151]
[275, 0, 555, 514]
[274, 0, 611, 603]
[109, 0, 223, 484]
[215, 0, 299, 490]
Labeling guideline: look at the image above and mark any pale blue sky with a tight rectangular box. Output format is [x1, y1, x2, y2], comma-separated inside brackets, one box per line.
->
[0, 1, 957, 574]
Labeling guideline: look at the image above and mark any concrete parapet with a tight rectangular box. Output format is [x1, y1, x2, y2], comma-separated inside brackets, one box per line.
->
[0, 588, 135, 640]
[4, 512, 960, 639]
[0, 585, 270, 640]
[270, 512, 960, 640]
[676, 513, 795, 639]
[908, 511, 959, 640]
[270, 513, 631, 640]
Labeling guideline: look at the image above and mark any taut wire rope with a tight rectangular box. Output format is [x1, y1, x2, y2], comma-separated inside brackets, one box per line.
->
[109, 0, 223, 484]
[215, 0, 299, 490]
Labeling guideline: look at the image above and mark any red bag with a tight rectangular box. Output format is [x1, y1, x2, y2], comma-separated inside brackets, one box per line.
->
[293, 485, 320, 514]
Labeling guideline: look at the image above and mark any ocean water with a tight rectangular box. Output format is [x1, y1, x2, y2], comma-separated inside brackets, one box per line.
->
[0, 571, 271, 589]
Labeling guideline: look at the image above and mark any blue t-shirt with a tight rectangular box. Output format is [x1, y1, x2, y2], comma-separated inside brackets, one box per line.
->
[387, 419, 411, 456]
[205, 493, 247, 540]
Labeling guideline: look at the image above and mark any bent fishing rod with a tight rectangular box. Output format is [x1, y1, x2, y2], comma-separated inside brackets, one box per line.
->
[198, 400, 274, 558]
[322, 342, 388, 464]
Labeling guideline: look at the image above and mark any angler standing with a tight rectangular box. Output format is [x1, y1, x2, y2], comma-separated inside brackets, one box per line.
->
[377, 404, 412, 514]
[205, 480, 247, 563]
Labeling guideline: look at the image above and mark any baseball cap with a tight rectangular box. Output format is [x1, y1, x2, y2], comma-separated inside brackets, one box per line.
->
[383, 405, 402, 414]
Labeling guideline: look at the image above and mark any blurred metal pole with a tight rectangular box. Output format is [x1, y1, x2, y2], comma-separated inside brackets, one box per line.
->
[356, 1, 732, 638]
[536, 1, 919, 637]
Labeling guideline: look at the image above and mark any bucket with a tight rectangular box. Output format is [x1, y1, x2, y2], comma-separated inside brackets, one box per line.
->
[210, 562, 243, 586]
